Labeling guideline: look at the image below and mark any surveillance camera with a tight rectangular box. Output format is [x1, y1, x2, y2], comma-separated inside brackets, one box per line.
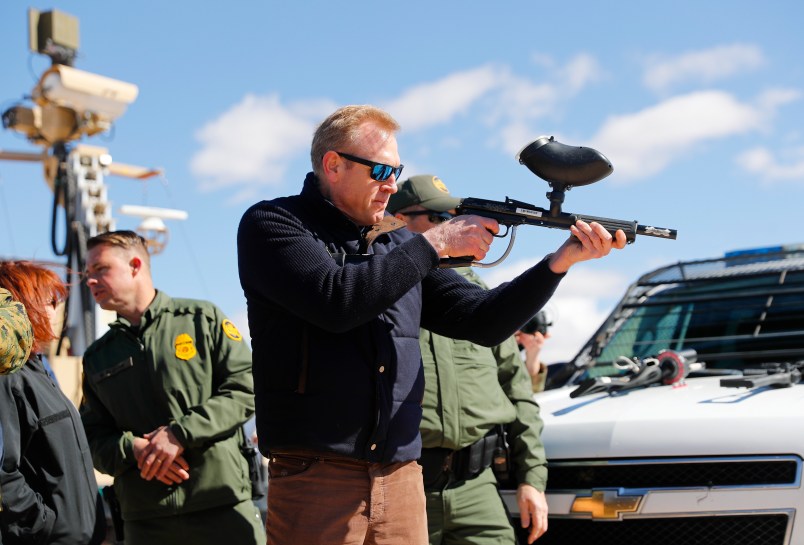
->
[3, 103, 81, 145]
[33, 65, 139, 122]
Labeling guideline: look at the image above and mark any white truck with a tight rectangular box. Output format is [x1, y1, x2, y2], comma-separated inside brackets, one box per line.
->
[502, 243, 804, 545]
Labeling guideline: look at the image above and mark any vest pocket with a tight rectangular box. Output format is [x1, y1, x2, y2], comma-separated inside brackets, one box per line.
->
[38, 409, 70, 427]
[91, 357, 134, 382]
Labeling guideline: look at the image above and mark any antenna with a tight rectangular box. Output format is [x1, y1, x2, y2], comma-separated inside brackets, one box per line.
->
[119, 205, 189, 255]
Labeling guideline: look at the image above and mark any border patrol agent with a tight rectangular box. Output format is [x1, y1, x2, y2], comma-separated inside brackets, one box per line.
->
[389, 175, 549, 545]
[81, 231, 265, 545]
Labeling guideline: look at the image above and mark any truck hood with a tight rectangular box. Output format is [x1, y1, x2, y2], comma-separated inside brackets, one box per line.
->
[535, 376, 804, 460]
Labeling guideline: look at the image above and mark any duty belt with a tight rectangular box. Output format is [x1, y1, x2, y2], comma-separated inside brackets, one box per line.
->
[419, 427, 503, 487]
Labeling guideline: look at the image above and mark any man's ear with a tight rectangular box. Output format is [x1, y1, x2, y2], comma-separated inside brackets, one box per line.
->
[322, 150, 341, 183]
[130, 256, 142, 276]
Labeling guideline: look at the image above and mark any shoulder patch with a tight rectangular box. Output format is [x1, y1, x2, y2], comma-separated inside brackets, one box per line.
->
[174, 333, 197, 361]
[222, 319, 243, 342]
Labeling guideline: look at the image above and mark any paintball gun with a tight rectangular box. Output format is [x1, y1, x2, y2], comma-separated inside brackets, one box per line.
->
[440, 136, 678, 268]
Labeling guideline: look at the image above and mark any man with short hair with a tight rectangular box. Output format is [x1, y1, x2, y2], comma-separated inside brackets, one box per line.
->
[81, 230, 264, 545]
[389, 174, 549, 544]
[237, 104, 626, 545]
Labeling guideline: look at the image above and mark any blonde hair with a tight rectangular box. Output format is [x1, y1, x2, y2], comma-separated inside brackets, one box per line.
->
[87, 230, 151, 266]
[310, 105, 400, 180]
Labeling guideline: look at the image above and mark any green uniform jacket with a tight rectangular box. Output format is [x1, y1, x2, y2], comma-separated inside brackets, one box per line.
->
[419, 269, 548, 491]
[81, 291, 255, 520]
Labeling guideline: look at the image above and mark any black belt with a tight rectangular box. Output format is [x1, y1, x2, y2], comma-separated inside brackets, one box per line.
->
[419, 428, 503, 487]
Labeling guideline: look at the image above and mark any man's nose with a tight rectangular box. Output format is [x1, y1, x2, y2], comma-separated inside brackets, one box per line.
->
[381, 177, 398, 194]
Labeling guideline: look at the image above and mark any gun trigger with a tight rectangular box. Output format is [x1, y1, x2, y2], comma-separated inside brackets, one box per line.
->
[493, 225, 510, 238]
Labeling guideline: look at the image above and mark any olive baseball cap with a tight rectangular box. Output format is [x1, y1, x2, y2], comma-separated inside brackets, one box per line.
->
[0, 288, 34, 375]
[387, 175, 461, 214]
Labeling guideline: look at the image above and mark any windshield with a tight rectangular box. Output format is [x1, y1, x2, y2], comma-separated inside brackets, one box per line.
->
[571, 252, 804, 382]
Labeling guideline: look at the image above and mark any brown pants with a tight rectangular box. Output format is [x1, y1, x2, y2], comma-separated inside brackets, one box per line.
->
[266, 450, 428, 545]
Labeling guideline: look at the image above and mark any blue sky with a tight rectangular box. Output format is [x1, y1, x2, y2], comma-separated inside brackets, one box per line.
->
[2, 1, 803, 362]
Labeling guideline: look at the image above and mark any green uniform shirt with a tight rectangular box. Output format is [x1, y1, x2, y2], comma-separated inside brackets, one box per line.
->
[81, 290, 255, 520]
[419, 269, 548, 491]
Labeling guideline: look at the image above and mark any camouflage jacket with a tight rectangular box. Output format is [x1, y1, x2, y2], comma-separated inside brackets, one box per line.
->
[0, 288, 33, 376]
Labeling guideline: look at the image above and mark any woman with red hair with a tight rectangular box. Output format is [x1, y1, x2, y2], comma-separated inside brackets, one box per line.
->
[0, 260, 106, 545]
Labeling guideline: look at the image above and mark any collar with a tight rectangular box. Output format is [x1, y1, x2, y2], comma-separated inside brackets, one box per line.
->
[111, 290, 170, 333]
[299, 172, 406, 250]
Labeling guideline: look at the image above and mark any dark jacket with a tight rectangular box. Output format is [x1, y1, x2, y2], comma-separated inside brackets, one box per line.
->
[237, 174, 564, 464]
[81, 291, 255, 521]
[0, 357, 106, 545]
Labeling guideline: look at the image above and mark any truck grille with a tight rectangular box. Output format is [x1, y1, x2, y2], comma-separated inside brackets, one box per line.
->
[522, 514, 788, 545]
[547, 456, 800, 490]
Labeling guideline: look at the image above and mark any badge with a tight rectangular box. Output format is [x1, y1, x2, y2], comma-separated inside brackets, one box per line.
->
[174, 333, 197, 361]
[222, 319, 243, 342]
[432, 176, 450, 193]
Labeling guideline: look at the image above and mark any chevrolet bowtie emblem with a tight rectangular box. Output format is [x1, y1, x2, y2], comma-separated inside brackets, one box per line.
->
[571, 490, 642, 520]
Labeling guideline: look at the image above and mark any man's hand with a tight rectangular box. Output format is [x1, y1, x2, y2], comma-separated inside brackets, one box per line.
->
[515, 330, 548, 378]
[135, 426, 189, 483]
[548, 220, 627, 274]
[422, 215, 499, 260]
[517, 484, 548, 543]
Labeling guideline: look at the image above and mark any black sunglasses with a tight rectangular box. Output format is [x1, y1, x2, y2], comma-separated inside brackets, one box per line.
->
[336, 151, 404, 182]
[400, 210, 454, 224]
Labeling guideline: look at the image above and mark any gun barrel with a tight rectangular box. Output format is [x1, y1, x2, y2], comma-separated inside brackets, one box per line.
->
[458, 198, 678, 243]
[637, 224, 678, 240]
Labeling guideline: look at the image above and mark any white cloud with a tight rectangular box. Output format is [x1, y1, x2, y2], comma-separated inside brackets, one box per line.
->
[190, 93, 336, 192]
[643, 43, 765, 93]
[489, 77, 559, 153]
[188, 54, 794, 199]
[481, 258, 629, 362]
[189, 56, 604, 198]
[756, 88, 802, 113]
[561, 53, 605, 94]
[481, 256, 541, 288]
[384, 65, 506, 132]
[540, 269, 630, 362]
[736, 145, 804, 183]
[590, 90, 767, 182]
[490, 54, 604, 155]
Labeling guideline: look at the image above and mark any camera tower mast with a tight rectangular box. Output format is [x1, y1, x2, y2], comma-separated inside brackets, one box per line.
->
[1, 8, 187, 357]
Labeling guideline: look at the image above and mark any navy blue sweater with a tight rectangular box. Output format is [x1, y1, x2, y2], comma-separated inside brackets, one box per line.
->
[237, 174, 563, 463]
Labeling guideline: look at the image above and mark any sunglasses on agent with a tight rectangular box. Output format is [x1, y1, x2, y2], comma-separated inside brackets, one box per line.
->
[399, 210, 454, 224]
[336, 151, 404, 182]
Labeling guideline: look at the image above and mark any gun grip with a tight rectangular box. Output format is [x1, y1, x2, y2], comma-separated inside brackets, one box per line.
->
[438, 256, 474, 269]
